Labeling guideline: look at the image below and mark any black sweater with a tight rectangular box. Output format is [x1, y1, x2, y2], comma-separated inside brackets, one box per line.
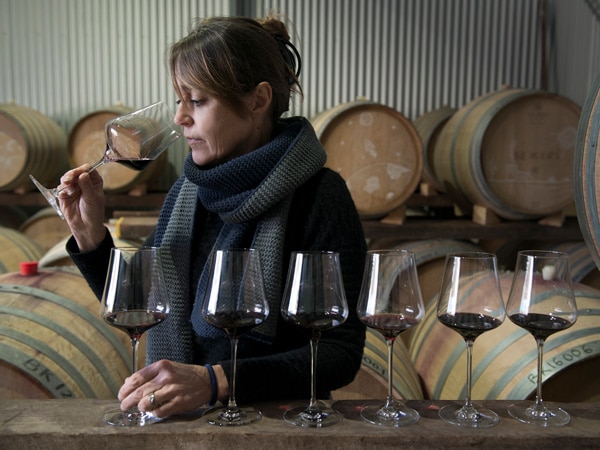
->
[67, 168, 367, 403]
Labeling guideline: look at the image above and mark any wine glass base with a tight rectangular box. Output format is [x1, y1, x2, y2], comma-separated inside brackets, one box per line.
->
[439, 403, 500, 428]
[104, 408, 163, 427]
[508, 401, 571, 427]
[29, 174, 64, 220]
[283, 405, 343, 428]
[360, 402, 420, 427]
[204, 406, 262, 426]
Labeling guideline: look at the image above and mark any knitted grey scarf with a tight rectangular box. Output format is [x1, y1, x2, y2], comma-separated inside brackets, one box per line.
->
[146, 118, 326, 364]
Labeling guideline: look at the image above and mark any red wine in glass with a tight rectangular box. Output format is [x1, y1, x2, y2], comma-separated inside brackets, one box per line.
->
[360, 313, 420, 339]
[508, 313, 573, 340]
[203, 310, 267, 338]
[104, 310, 168, 341]
[507, 250, 577, 427]
[280, 251, 349, 428]
[101, 246, 170, 427]
[114, 158, 153, 171]
[356, 250, 425, 427]
[201, 248, 269, 426]
[436, 252, 506, 428]
[437, 312, 503, 341]
[284, 311, 347, 330]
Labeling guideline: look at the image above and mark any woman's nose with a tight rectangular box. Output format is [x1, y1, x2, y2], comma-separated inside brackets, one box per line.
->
[173, 105, 191, 127]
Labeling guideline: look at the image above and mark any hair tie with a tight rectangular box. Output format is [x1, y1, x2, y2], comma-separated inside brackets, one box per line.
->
[274, 35, 302, 83]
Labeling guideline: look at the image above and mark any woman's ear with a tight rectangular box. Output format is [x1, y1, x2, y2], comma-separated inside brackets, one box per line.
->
[251, 82, 273, 114]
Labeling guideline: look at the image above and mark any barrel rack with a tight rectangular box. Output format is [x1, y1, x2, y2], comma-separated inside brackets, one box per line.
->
[0, 191, 584, 243]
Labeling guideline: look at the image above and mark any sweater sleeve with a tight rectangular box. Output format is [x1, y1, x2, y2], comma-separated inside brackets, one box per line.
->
[229, 168, 368, 403]
[65, 175, 183, 300]
[65, 227, 115, 300]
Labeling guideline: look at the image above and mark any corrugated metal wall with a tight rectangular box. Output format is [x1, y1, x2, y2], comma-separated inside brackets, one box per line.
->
[1, 0, 599, 185]
[255, 0, 543, 119]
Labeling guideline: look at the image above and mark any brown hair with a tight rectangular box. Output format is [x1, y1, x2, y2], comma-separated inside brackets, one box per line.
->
[169, 16, 302, 122]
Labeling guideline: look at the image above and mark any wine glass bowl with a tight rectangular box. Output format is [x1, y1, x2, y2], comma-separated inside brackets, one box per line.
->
[200, 248, 269, 426]
[280, 251, 349, 428]
[436, 252, 506, 428]
[506, 250, 577, 427]
[30, 100, 181, 219]
[356, 249, 424, 427]
[101, 246, 170, 427]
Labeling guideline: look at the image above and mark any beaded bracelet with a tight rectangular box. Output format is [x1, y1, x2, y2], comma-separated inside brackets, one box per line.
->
[204, 364, 218, 406]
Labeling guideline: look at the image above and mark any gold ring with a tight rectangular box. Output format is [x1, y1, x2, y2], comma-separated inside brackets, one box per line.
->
[148, 391, 156, 409]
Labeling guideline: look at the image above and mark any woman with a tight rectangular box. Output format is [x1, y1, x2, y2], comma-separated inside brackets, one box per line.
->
[59, 15, 367, 419]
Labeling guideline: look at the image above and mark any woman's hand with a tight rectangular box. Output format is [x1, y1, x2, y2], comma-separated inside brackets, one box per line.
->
[117, 360, 229, 418]
[58, 164, 106, 251]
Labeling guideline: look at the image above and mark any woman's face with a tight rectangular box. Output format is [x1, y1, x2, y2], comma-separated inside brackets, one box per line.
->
[173, 82, 261, 167]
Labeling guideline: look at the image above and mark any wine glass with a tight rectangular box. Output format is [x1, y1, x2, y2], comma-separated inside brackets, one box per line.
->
[436, 252, 506, 428]
[200, 248, 269, 426]
[280, 251, 349, 428]
[356, 249, 425, 426]
[101, 246, 170, 427]
[506, 250, 577, 427]
[30, 100, 182, 220]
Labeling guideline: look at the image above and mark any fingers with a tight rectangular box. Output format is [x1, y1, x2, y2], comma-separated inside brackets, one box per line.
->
[117, 360, 209, 418]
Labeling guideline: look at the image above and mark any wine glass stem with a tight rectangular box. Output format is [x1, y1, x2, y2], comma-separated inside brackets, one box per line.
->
[534, 338, 546, 407]
[464, 339, 474, 408]
[308, 330, 321, 411]
[227, 336, 240, 411]
[54, 156, 107, 196]
[131, 336, 140, 374]
[385, 337, 395, 406]
[88, 155, 108, 173]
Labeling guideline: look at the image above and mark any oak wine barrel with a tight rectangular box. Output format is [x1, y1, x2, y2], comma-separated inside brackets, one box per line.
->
[312, 99, 423, 219]
[0, 103, 68, 192]
[433, 87, 580, 220]
[574, 71, 600, 272]
[0, 267, 134, 399]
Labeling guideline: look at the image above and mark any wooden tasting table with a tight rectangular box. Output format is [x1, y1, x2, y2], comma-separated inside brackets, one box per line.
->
[1, 399, 599, 449]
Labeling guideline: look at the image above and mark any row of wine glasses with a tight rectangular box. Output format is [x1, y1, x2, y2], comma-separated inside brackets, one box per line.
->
[100, 247, 577, 429]
[37, 104, 578, 428]
[434, 250, 577, 428]
[100, 248, 347, 428]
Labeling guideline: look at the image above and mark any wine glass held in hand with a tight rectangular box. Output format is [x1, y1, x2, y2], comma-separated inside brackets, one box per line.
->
[30, 100, 182, 220]
[280, 251, 349, 428]
[357, 249, 425, 427]
[506, 250, 577, 427]
[436, 252, 506, 428]
[101, 247, 170, 427]
[201, 248, 269, 426]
